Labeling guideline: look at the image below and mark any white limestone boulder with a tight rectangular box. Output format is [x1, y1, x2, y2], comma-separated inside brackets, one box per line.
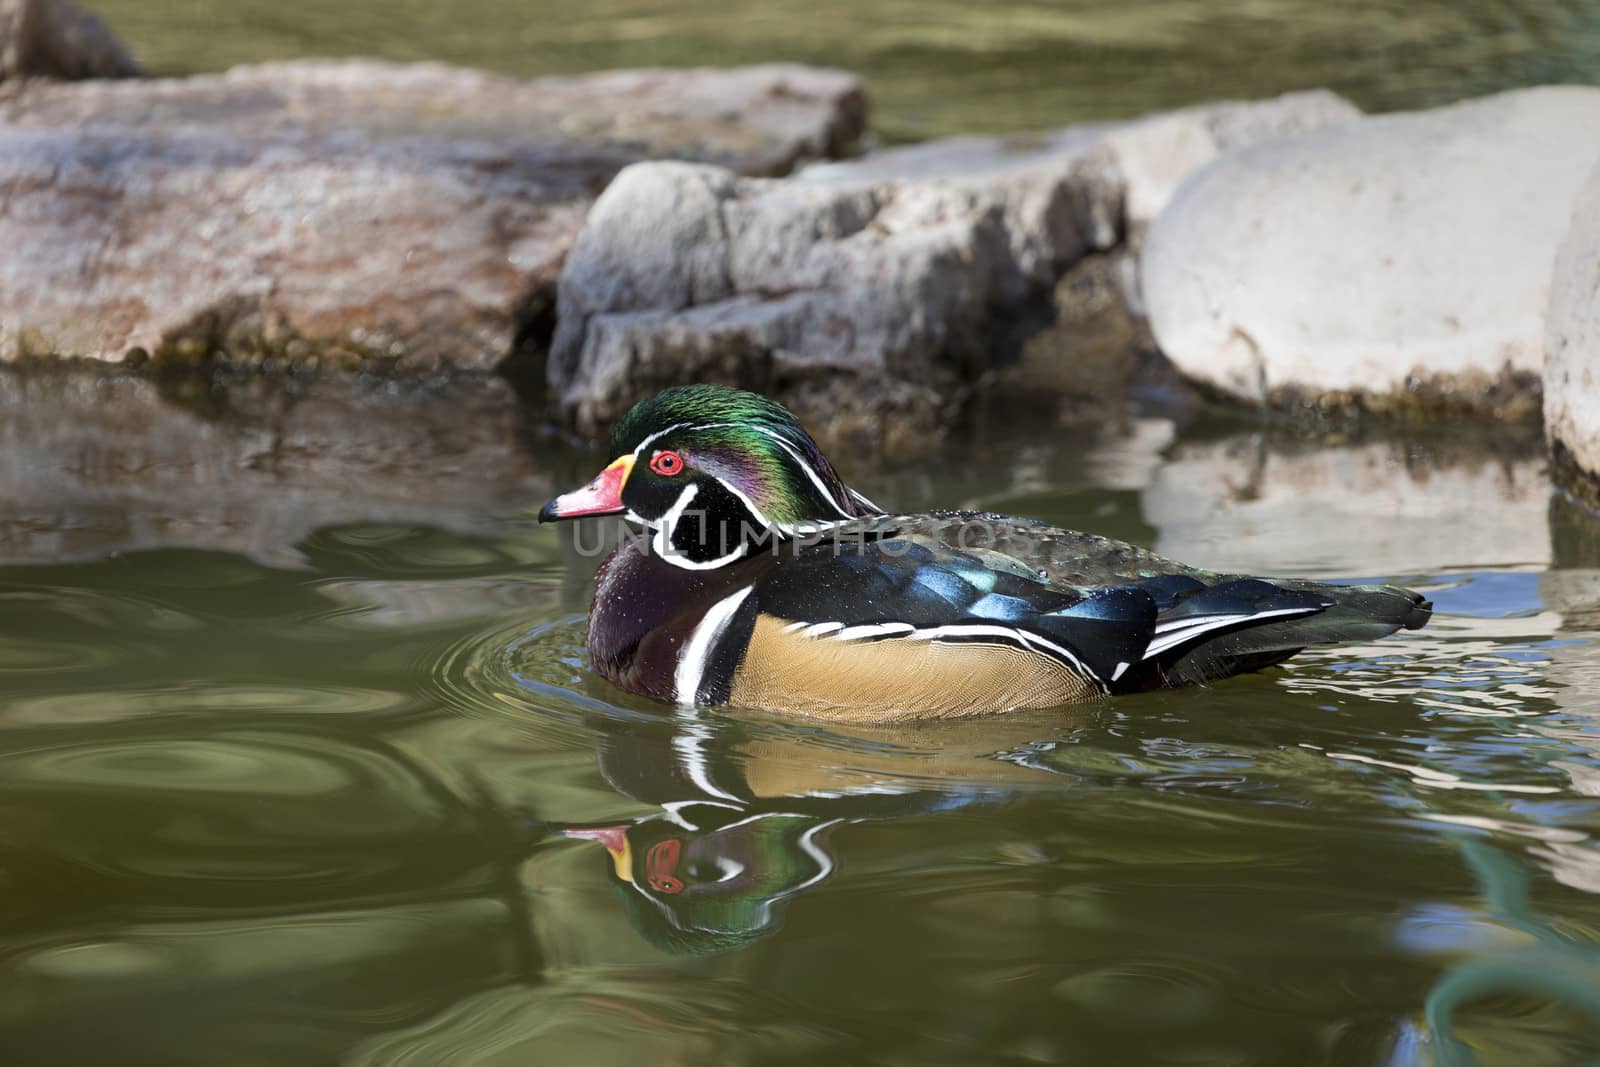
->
[1142, 87, 1600, 407]
[1545, 157, 1600, 498]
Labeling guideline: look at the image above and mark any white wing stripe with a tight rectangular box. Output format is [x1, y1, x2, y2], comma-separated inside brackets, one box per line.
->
[1153, 612, 1248, 635]
[1141, 606, 1319, 660]
[793, 619, 1102, 688]
[800, 621, 845, 639]
[834, 622, 916, 641]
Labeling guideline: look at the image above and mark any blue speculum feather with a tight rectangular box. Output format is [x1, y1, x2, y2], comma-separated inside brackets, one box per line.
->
[911, 565, 974, 605]
[968, 593, 1035, 622]
[959, 567, 998, 593]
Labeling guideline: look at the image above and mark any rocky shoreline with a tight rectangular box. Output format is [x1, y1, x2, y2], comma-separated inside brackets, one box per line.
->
[2, 0, 1599, 499]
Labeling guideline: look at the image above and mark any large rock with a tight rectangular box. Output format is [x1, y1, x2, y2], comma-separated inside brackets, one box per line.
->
[1545, 157, 1600, 503]
[1142, 87, 1600, 410]
[0, 60, 865, 371]
[811, 89, 1358, 236]
[548, 91, 1359, 435]
[0, 60, 864, 175]
[0, 0, 139, 82]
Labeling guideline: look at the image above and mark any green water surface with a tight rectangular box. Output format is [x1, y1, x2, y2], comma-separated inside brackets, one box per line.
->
[11, 4, 1600, 1060]
[3, 398, 1600, 1065]
[91, 0, 1600, 140]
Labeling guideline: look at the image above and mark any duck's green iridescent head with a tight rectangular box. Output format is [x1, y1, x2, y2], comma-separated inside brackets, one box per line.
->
[539, 386, 880, 569]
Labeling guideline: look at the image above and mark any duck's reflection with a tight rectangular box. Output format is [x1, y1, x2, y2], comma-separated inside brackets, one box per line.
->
[565, 806, 837, 955]
[559, 708, 1064, 955]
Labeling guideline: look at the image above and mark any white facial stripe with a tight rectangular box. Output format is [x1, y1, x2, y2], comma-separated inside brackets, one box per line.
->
[627, 470, 776, 544]
[1141, 606, 1321, 660]
[669, 543, 750, 571]
[782, 521, 849, 535]
[625, 417, 882, 568]
[648, 813, 842, 929]
[654, 483, 749, 570]
[631, 421, 695, 457]
[660, 813, 839, 928]
[715, 473, 778, 531]
[848, 487, 883, 513]
[711, 857, 746, 882]
[789, 818, 843, 896]
[650, 483, 700, 557]
[744, 426, 856, 520]
[674, 586, 755, 707]
[632, 419, 863, 524]
[658, 798, 744, 829]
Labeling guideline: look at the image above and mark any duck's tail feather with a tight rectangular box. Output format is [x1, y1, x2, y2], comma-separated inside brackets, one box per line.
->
[1129, 578, 1432, 689]
[1279, 580, 1434, 633]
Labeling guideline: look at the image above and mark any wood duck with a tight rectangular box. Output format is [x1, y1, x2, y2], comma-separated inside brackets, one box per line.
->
[540, 386, 1432, 720]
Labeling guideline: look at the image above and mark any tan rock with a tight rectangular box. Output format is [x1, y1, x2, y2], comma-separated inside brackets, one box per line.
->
[0, 60, 865, 370]
[0, 0, 139, 82]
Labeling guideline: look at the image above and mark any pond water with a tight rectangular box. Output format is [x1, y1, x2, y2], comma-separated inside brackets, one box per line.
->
[2, 387, 1599, 1066]
[91, 0, 1600, 140]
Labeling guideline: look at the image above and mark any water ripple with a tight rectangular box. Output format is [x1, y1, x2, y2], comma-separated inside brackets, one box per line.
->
[430, 614, 656, 736]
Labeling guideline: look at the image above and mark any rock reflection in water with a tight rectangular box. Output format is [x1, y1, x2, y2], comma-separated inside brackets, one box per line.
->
[0, 370, 548, 567]
[1144, 430, 1550, 576]
[1529, 494, 1600, 895]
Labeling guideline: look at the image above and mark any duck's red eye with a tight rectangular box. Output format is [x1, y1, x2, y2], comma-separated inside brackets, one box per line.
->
[649, 450, 684, 477]
[646, 839, 683, 894]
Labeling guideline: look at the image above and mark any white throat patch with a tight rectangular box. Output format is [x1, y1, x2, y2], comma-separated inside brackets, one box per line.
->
[649, 482, 752, 571]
